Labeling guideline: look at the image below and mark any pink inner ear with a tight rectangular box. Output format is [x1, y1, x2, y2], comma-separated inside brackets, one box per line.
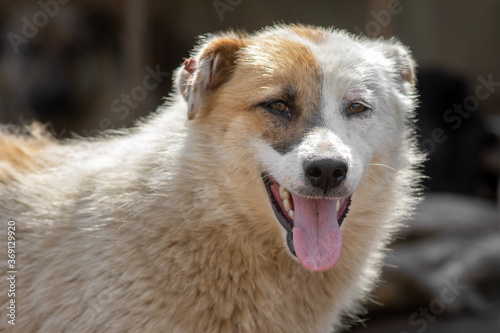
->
[183, 58, 197, 74]
[206, 53, 220, 89]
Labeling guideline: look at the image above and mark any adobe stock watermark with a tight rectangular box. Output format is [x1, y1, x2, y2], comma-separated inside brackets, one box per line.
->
[80, 64, 169, 137]
[353, 0, 411, 37]
[6, 220, 17, 326]
[421, 74, 499, 156]
[7, 0, 71, 54]
[400, 278, 467, 333]
[213, 0, 243, 21]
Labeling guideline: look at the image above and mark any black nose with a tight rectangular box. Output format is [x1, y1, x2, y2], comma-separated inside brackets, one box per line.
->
[303, 158, 348, 194]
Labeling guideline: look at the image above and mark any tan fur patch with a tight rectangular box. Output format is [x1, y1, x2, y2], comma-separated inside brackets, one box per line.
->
[290, 24, 327, 44]
[0, 124, 53, 182]
[218, 34, 323, 153]
[199, 35, 248, 89]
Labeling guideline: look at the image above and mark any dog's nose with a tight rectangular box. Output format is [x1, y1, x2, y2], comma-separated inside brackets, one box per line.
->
[303, 158, 348, 194]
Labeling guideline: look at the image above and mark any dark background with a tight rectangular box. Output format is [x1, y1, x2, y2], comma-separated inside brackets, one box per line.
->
[0, 0, 499, 332]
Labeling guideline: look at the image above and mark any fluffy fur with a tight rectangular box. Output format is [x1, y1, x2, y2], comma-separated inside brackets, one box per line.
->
[0, 25, 422, 332]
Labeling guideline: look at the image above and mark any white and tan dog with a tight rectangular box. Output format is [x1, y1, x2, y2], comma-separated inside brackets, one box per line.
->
[0, 25, 422, 332]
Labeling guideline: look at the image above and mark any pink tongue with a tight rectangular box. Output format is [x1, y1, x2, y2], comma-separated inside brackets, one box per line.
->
[292, 195, 343, 271]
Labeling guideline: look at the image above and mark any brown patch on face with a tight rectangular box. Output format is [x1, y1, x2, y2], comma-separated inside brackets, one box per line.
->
[236, 34, 323, 154]
[190, 27, 324, 155]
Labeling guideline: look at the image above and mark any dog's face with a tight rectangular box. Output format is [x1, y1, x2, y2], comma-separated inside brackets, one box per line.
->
[177, 25, 416, 272]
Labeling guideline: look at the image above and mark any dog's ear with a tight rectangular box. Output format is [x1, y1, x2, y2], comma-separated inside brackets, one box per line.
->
[377, 39, 416, 87]
[176, 35, 247, 120]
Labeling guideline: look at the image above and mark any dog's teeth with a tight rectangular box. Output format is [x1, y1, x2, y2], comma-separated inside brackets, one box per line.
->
[288, 210, 294, 220]
[336, 200, 340, 213]
[279, 186, 290, 200]
[283, 198, 292, 211]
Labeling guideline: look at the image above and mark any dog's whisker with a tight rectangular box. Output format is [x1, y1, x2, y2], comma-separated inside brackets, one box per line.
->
[363, 172, 383, 183]
[365, 163, 398, 173]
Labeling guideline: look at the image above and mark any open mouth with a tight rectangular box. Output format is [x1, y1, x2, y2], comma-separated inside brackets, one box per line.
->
[263, 173, 351, 271]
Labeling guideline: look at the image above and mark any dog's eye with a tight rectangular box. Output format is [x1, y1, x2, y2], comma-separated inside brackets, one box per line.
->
[263, 100, 292, 118]
[348, 102, 369, 114]
[269, 101, 288, 113]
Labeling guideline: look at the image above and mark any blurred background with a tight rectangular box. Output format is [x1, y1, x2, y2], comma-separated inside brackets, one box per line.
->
[0, 0, 498, 331]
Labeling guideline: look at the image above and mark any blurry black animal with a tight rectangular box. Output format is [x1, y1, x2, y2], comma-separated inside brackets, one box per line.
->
[416, 69, 497, 199]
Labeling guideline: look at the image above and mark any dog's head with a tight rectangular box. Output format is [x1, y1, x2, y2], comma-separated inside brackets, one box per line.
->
[175, 25, 417, 272]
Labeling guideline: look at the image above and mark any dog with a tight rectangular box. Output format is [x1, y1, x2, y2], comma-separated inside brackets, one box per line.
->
[0, 24, 422, 332]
